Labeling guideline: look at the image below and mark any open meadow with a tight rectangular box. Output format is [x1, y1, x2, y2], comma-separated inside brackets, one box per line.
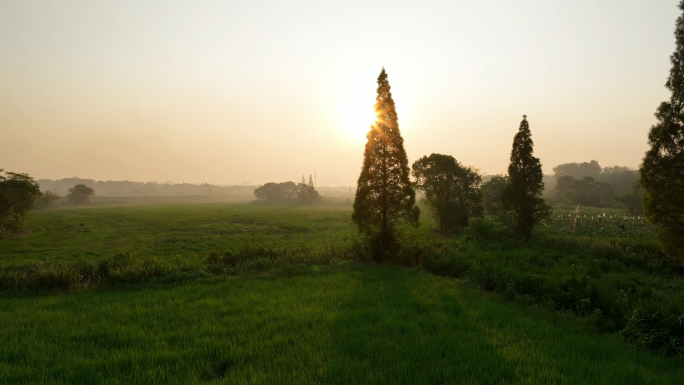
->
[2, 267, 684, 384]
[0, 203, 360, 265]
[1, 202, 684, 383]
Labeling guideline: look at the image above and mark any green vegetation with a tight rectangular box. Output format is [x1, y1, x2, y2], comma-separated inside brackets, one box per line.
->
[502, 116, 550, 239]
[641, 0, 684, 262]
[2, 202, 683, 357]
[554, 175, 614, 207]
[412, 153, 483, 234]
[353, 68, 419, 259]
[549, 161, 639, 199]
[481, 174, 508, 217]
[66, 184, 95, 205]
[2, 267, 684, 384]
[0, 169, 43, 238]
[253, 181, 319, 203]
[0, 204, 358, 265]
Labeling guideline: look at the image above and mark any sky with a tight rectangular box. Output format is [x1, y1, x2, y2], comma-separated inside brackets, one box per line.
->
[0, 0, 680, 186]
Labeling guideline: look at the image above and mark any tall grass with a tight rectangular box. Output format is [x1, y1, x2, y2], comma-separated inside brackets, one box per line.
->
[0, 239, 369, 293]
[2, 268, 683, 384]
[420, 218, 684, 356]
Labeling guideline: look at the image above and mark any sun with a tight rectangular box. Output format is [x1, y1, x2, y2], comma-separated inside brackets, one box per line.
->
[337, 82, 377, 140]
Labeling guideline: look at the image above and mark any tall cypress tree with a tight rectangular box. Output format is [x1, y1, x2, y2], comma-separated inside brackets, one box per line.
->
[640, 1, 684, 262]
[502, 115, 550, 239]
[352, 68, 419, 259]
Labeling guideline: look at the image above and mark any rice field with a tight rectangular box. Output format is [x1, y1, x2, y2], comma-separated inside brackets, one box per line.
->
[2, 267, 683, 384]
[0, 203, 359, 265]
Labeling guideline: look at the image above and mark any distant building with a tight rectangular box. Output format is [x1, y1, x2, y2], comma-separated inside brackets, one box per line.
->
[165, 180, 174, 185]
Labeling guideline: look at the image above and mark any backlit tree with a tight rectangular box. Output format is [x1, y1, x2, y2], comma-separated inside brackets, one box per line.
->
[352, 68, 419, 260]
[640, 0, 684, 261]
[502, 116, 550, 239]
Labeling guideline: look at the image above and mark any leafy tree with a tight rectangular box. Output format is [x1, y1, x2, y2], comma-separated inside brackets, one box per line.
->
[599, 166, 639, 196]
[616, 179, 644, 216]
[553, 175, 614, 207]
[502, 116, 550, 239]
[0, 169, 42, 237]
[552, 160, 602, 180]
[66, 184, 95, 205]
[254, 181, 319, 204]
[412, 153, 482, 233]
[550, 162, 639, 197]
[254, 182, 297, 201]
[481, 174, 508, 216]
[640, 0, 684, 261]
[297, 183, 320, 204]
[352, 68, 419, 259]
[36, 190, 61, 210]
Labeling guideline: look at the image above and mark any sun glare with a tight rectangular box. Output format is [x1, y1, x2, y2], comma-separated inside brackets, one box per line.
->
[338, 82, 377, 140]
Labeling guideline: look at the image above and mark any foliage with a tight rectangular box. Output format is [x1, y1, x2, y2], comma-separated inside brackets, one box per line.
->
[616, 179, 645, 216]
[66, 184, 94, 205]
[3, 268, 683, 383]
[599, 166, 640, 196]
[550, 162, 639, 197]
[0, 242, 363, 292]
[0, 169, 42, 238]
[254, 181, 319, 204]
[549, 207, 653, 238]
[640, 0, 684, 263]
[35, 190, 61, 210]
[0, 204, 359, 264]
[3, 201, 684, 359]
[553, 175, 615, 207]
[352, 68, 419, 260]
[412, 153, 483, 233]
[422, 213, 684, 356]
[481, 174, 508, 216]
[501, 116, 551, 239]
[553, 160, 602, 180]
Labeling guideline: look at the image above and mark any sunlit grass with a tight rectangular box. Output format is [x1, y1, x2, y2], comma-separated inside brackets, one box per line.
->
[0, 204, 359, 264]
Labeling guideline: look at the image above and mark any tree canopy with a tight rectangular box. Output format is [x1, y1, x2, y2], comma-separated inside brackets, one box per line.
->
[412, 153, 482, 233]
[66, 184, 95, 205]
[502, 116, 550, 239]
[254, 181, 319, 204]
[481, 175, 508, 217]
[553, 175, 614, 207]
[0, 169, 42, 237]
[352, 68, 419, 259]
[640, 0, 684, 262]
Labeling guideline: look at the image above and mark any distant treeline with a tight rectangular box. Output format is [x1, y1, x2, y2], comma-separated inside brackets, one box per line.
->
[254, 181, 320, 204]
[485, 160, 640, 209]
[37, 178, 257, 197]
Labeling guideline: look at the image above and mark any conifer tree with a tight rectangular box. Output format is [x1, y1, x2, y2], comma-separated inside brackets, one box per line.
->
[301, 175, 306, 185]
[308, 175, 314, 189]
[352, 68, 419, 260]
[502, 115, 550, 239]
[640, 1, 684, 262]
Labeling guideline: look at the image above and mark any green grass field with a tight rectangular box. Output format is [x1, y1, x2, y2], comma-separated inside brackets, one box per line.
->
[0, 203, 360, 264]
[1, 202, 683, 383]
[2, 267, 683, 384]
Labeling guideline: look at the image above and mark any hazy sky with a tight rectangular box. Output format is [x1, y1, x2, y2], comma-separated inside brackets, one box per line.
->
[1, 1, 680, 186]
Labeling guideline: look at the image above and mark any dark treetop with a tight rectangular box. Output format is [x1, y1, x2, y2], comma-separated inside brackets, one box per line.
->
[502, 116, 550, 239]
[640, 0, 684, 261]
